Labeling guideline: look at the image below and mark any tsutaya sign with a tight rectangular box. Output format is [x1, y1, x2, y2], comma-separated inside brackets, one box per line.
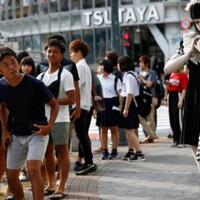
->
[83, 3, 164, 27]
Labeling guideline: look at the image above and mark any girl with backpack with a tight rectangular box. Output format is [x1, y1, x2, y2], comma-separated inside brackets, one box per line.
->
[118, 56, 145, 161]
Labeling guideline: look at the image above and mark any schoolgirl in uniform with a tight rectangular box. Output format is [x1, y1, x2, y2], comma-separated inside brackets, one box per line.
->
[118, 56, 145, 161]
[97, 59, 121, 160]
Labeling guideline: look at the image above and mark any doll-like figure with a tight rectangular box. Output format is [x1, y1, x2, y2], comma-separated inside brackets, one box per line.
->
[164, 1, 200, 161]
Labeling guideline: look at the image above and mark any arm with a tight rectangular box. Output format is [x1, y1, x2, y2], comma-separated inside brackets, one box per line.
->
[34, 98, 59, 136]
[57, 90, 75, 105]
[0, 103, 11, 149]
[70, 81, 81, 121]
[164, 52, 191, 74]
[123, 93, 133, 118]
[178, 89, 186, 109]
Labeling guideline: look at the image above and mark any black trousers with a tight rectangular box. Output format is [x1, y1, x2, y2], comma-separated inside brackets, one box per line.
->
[74, 108, 93, 164]
[168, 92, 182, 144]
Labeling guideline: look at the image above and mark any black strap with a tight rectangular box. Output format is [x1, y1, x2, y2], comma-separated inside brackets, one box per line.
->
[40, 66, 63, 81]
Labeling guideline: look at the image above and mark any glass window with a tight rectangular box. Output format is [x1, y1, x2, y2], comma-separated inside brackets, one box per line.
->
[15, 0, 21, 18]
[22, 0, 30, 17]
[95, 0, 105, 8]
[32, 35, 40, 51]
[95, 29, 106, 62]
[41, 0, 48, 14]
[50, 0, 58, 13]
[41, 33, 51, 52]
[32, 0, 39, 15]
[107, 0, 111, 6]
[23, 36, 32, 51]
[71, 30, 82, 41]
[121, 0, 132, 5]
[71, 0, 80, 10]
[82, 0, 92, 9]
[60, 0, 69, 11]
[83, 30, 94, 64]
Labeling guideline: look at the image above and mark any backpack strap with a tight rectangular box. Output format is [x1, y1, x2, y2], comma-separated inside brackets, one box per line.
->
[114, 75, 118, 95]
[40, 66, 63, 81]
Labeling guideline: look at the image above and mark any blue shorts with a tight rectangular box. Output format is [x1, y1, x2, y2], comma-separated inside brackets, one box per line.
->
[7, 133, 49, 169]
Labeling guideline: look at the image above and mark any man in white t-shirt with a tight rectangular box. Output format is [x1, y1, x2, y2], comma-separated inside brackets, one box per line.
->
[37, 39, 75, 198]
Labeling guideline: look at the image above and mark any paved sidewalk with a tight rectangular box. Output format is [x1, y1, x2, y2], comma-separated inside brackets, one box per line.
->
[1, 137, 200, 200]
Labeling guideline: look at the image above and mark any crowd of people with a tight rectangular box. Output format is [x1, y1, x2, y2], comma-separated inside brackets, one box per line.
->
[0, 1, 200, 200]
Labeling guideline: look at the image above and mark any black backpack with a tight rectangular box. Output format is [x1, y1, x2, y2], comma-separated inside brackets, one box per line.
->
[40, 66, 63, 99]
[128, 71, 152, 117]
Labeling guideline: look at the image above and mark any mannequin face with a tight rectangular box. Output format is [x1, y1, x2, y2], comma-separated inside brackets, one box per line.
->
[194, 19, 200, 32]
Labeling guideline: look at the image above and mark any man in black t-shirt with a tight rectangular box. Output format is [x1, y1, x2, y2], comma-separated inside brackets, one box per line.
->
[0, 47, 59, 200]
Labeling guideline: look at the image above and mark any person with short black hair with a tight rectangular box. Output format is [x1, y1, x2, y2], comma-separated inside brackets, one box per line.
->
[97, 59, 121, 160]
[37, 38, 75, 198]
[0, 47, 59, 200]
[118, 56, 145, 161]
[20, 56, 36, 77]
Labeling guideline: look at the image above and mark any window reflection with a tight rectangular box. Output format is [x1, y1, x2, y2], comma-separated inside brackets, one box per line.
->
[23, 36, 32, 51]
[95, 29, 106, 62]
[60, 0, 69, 11]
[22, 0, 30, 17]
[82, 0, 92, 9]
[121, 0, 132, 5]
[95, 0, 105, 8]
[32, 35, 40, 51]
[41, 0, 48, 14]
[32, 0, 38, 15]
[50, 0, 58, 13]
[71, 30, 82, 41]
[71, 0, 80, 10]
[83, 30, 94, 64]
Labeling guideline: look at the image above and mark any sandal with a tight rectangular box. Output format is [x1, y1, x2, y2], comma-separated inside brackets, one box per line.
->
[44, 189, 56, 196]
[49, 192, 66, 199]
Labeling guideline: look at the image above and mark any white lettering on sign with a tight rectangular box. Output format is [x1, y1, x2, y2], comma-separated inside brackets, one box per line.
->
[125, 8, 136, 23]
[93, 11, 104, 26]
[147, 6, 159, 21]
[83, 5, 161, 26]
[137, 7, 147, 22]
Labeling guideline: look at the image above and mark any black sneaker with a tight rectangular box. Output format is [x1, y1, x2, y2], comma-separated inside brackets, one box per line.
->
[102, 151, 109, 160]
[129, 153, 145, 162]
[76, 163, 97, 175]
[123, 151, 134, 161]
[74, 161, 83, 171]
[109, 150, 118, 160]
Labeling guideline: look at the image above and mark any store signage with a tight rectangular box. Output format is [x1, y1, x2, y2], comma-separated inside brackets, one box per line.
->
[83, 4, 163, 27]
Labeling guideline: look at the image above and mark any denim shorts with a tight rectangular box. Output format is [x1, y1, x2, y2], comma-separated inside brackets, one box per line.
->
[50, 122, 70, 146]
[7, 133, 49, 169]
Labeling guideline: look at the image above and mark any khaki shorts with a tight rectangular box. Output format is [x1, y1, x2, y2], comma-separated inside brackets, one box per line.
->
[7, 133, 49, 169]
[50, 122, 70, 146]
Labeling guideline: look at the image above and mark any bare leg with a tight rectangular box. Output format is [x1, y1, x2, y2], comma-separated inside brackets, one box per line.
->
[0, 143, 5, 180]
[6, 169, 24, 200]
[101, 127, 109, 150]
[45, 144, 56, 191]
[126, 129, 141, 152]
[55, 145, 70, 193]
[27, 160, 44, 200]
[110, 127, 119, 149]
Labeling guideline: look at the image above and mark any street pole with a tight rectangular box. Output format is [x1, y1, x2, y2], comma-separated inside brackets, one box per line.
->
[111, 0, 127, 146]
[111, 0, 120, 55]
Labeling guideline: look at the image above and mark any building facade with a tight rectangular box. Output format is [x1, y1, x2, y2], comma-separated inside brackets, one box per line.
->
[0, 0, 190, 65]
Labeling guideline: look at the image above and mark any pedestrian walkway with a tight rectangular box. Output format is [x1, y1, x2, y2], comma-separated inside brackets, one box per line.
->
[1, 137, 199, 200]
